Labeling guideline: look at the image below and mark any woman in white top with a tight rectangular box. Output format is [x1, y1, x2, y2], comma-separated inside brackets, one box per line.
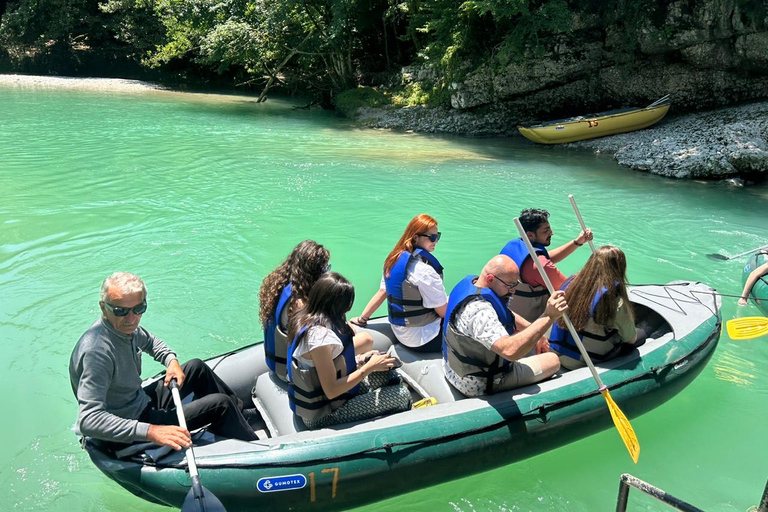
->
[351, 214, 447, 353]
[287, 272, 411, 429]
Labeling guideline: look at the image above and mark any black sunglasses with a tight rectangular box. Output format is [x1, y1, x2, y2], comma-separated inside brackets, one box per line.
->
[104, 301, 148, 317]
[494, 275, 520, 291]
[417, 232, 442, 243]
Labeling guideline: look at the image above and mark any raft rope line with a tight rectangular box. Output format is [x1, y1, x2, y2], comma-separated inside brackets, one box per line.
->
[628, 283, 719, 318]
[147, 328, 721, 471]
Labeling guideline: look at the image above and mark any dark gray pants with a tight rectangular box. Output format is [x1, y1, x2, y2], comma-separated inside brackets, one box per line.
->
[141, 358, 258, 441]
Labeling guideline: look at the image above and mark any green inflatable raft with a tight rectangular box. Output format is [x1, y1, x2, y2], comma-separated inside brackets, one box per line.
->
[82, 281, 721, 512]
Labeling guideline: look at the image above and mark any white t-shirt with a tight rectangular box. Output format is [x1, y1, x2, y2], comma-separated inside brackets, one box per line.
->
[442, 298, 510, 397]
[294, 325, 344, 369]
[381, 258, 447, 348]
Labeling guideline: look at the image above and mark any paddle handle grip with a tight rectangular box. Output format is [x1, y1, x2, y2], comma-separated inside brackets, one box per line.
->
[569, 194, 596, 253]
[170, 380, 200, 479]
[513, 217, 604, 388]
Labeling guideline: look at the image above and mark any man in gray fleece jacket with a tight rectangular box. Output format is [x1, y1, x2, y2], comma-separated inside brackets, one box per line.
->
[70, 272, 258, 451]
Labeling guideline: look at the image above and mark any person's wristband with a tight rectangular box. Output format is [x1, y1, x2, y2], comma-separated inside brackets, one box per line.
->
[573, 239, 583, 246]
[359, 316, 369, 323]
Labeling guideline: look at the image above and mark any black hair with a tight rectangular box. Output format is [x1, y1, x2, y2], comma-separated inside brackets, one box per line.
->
[519, 208, 550, 233]
[288, 272, 355, 341]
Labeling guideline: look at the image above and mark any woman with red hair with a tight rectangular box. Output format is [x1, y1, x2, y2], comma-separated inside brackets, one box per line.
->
[351, 214, 447, 353]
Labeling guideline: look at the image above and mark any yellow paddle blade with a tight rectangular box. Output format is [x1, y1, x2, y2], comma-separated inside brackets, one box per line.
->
[600, 389, 640, 464]
[726, 317, 768, 340]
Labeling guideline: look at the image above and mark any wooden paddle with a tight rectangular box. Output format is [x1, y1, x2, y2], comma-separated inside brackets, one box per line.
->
[568, 194, 595, 253]
[706, 244, 768, 261]
[170, 379, 227, 512]
[514, 217, 640, 463]
[726, 317, 768, 340]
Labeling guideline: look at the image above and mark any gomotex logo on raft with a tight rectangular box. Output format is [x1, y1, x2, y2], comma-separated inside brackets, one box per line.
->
[257, 474, 307, 493]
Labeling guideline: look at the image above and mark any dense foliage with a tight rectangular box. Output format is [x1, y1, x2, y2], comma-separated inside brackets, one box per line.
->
[1, 0, 765, 104]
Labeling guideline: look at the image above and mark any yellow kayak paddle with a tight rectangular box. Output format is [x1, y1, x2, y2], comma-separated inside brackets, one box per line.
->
[726, 317, 768, 340]
[513, 217, 640, 464]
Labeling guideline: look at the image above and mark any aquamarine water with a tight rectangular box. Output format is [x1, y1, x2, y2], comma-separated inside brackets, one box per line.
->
[1, 83, 767, 512]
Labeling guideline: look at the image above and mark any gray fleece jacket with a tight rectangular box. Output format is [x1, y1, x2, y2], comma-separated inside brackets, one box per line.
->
[69, 318, 177, 443]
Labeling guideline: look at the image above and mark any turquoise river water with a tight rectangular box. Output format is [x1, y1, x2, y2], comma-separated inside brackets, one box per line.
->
[1, 84, 767, 512]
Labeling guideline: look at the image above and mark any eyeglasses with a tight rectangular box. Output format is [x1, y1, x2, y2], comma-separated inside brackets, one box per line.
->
[493, 275, 520, 292]
[322, 263, 332, 273]
[417, 232, 442, 243]
[104, 301, 148, 317]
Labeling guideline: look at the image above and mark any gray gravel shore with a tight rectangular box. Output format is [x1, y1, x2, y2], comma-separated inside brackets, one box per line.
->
[0, 73, 167, 92]
[564, 101, 768, 181]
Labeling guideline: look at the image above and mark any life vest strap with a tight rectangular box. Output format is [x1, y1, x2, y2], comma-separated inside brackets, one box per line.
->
[513, 289, 549, 298]
[387, 295, 426, 307]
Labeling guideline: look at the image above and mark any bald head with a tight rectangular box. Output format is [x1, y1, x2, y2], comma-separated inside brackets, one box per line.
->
[477, 255, 520, 299]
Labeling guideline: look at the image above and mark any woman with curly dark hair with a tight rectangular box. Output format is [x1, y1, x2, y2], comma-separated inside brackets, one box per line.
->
[259, 240, 330, 381]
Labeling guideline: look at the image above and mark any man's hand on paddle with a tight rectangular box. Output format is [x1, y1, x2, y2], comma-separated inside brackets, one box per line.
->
[147, 424, 192, 450]
[575, 228, 593, 246]
[544, 290, 568, 320]
[164, 359, 185, 388]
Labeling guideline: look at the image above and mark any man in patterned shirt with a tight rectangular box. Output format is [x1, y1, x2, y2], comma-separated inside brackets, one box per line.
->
[442, 255, 566, 397]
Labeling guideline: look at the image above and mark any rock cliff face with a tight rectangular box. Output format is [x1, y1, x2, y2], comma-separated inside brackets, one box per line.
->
[355, 0, 768, 181]
[449, 0, 768, 119]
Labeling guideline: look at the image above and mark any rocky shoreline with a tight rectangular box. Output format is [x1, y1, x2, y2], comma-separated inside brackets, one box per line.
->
[352, 100, 768, 183]
[4, 73, 766, 182]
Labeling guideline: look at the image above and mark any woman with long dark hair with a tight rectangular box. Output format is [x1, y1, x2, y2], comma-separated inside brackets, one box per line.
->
[287, 272, 411, 429]
[258, 240, 330, 381]
[548, 245, 638, 370]
[351, 214, 447, 353]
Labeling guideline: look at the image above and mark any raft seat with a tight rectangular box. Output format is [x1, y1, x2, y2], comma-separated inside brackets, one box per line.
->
[389, 345, 464, 404]
[252, 372, 308, 438]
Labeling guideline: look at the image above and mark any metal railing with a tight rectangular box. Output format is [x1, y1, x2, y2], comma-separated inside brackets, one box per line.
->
[616, 474, 768, 512]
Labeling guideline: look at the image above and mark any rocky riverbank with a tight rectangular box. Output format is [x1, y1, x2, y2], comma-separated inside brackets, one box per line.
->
[565, 101, 768, 181]
[354, 99, 768, 182]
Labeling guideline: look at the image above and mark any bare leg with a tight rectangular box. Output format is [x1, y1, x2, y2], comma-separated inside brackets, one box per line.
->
[353, 331, 374, 353]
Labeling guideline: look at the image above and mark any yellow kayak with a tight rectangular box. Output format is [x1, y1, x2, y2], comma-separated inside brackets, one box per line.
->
[518, 95, 670, 144]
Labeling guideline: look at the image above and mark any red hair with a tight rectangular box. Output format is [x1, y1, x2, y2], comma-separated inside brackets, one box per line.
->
[383, 214, 438, 276]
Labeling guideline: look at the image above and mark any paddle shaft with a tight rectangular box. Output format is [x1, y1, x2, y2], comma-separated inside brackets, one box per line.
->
[513, 218, 605, 389]
[726, 244, 768, 260]
[568, 194, 596, 253]
[170, 381, 201, 482]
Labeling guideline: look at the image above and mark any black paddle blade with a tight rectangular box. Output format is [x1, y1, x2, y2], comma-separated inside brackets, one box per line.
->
[706, 253, 729, 261]
[182, 484, 227, 512]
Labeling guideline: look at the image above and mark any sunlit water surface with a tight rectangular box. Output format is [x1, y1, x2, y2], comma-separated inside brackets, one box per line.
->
[1, 84, 767, 512]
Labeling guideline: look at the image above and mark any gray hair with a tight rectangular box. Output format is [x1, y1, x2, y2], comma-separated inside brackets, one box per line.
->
[100, 272, 147, 303]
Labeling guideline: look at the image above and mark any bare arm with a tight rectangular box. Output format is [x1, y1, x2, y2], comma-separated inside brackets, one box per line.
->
[549, 229, 593, 263]
[351, 289, 387, 326]
[740, 262, 768, 304]
[491, 291, 568, 361]
[310, 345, 394, 399]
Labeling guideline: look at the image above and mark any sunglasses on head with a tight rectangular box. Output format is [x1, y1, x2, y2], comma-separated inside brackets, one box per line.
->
[417, 232, 442, 243]
[104, 301, 148, 317]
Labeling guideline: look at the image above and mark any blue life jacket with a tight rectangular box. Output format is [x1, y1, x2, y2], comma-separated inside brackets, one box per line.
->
[385, 249, 444, 327]
[442, 275, 516, 394]
[549, 280, 621, 364]
[264, 283, 292, 380]
[500, 237, 551, 269]
[500, 238, 551, 321]
[287, 324, 359, 421]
